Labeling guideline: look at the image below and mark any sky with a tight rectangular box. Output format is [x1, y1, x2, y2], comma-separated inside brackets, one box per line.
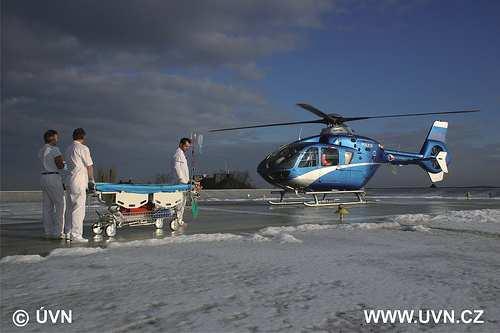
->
[1, 0, 499, 190]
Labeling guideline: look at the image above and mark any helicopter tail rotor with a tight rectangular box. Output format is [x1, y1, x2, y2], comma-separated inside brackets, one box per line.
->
[419, 121, 450, 182]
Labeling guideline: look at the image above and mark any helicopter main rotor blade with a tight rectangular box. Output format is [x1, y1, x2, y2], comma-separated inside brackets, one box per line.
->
[342, 109, 480, 122]
[296, 103, 340, 123]
[209, 120, 324, 132]
[209, 107, 480, 132]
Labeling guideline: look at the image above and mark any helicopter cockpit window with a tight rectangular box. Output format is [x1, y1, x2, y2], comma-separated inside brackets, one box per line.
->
[271, 143, 308, 169]
[298, 147, 318, 168]
[344, 151, 353, 165]
[321, 147, 338, 166]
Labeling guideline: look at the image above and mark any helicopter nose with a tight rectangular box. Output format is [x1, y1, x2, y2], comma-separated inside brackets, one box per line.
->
[258, 158, 291, 183]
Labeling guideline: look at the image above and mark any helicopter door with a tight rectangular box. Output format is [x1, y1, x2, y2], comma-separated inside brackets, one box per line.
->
[293, 147, 319, 187]
[320, 147, 338, 167]
[318, 147, 344, 186]
[322, 147, 351, 186]
[337, 149, 354, 185]
[297, 147, 319, 169]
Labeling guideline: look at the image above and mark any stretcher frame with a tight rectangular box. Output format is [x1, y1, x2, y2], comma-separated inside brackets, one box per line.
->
[93, 183, 193, 237]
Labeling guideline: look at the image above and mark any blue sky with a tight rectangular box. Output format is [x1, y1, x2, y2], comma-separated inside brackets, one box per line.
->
[257, 0, 499, 137]
[207, 0, 500, 186]
[2, 0, 499, 189]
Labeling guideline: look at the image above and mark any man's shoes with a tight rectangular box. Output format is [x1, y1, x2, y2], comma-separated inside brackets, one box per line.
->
[70, 235, 88, 243]
[45, 234, 64, 240]
[63, 233, 72, 240]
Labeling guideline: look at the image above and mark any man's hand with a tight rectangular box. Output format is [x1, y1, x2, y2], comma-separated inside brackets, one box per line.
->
[87, 180, 96, 192]
[193, 181, 202, 192]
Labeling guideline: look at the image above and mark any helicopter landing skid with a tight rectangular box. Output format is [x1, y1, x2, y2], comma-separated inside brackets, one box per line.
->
[269, 189, 366, 207]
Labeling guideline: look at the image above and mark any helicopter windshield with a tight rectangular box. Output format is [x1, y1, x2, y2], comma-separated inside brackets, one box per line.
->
[270, 143, 309, 168]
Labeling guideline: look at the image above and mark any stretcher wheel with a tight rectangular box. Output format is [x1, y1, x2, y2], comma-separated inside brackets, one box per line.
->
[92, 223, 103, 235]
[154, 218, 164, 229]
[105, 224, 117, 237]
[170, 220, 180, 232]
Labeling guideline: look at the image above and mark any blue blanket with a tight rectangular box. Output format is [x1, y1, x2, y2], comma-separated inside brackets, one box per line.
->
[96, 183, 192, 194]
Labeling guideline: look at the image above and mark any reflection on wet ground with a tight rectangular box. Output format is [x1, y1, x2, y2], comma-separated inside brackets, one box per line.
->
[1, 189, 500, 257]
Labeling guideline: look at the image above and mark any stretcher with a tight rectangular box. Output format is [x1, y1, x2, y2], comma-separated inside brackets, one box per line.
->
[93, 182, 194, 237]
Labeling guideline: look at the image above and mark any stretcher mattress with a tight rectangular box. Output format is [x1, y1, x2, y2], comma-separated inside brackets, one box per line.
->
[95, 183, 191, 194]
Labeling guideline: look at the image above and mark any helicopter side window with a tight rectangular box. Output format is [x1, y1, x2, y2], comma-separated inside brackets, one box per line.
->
[344, 151, 353, 165]
[321, 147, 338, 166]
[298, 147, 318, 168]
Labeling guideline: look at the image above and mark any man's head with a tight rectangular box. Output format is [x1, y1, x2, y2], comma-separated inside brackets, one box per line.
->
[43, 129, 59, 145]
[73, 128, 86, 143]
[179, 137, 192, 152]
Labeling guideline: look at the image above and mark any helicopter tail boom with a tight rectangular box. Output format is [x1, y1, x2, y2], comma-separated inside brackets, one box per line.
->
[384, 121, 450, 183]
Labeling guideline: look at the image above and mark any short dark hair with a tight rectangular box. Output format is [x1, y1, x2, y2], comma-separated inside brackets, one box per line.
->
[73, 128, 86, 140]
[179, 137, 192, 145]
[43, 129, 58, 143]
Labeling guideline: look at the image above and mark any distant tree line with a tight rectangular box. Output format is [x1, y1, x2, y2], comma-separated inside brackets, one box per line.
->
[200, 170, 254, 189]
[96, 167, 118, 183]
[95, 167, 254, 189]
[154, 173, 173, 184]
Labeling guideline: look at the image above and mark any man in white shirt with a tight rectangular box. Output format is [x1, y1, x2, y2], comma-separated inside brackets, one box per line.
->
[173, 137, 191, 225]
[65, 128, 95, 242]
[38, 130, 66, 239]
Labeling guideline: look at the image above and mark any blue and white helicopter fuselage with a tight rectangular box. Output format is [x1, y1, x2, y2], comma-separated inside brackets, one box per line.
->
[257, 121, 450, 192]
[210, 102, 476, 199]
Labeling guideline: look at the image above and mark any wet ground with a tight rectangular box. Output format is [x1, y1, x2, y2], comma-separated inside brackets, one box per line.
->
[1, 188, 499, 257]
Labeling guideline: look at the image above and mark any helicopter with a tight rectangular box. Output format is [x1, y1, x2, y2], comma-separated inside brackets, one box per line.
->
[210, 103, 479, 206]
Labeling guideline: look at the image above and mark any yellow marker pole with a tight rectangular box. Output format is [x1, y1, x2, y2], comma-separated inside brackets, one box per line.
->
[335, 205, 349, 224]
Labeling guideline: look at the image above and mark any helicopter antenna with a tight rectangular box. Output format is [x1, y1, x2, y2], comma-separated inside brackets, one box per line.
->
[209, 103, 479, 132]
[298, 127, 303, 140]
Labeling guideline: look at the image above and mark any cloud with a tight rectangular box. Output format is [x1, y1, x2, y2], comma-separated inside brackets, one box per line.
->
[3, 0, 333, 71]
[3, 0, 494, 189]
[1, 0, 334, 189]
[3, 69, 267, 139]
[227, 62, 265, 81]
